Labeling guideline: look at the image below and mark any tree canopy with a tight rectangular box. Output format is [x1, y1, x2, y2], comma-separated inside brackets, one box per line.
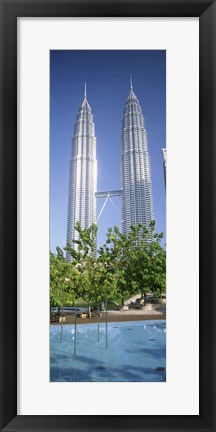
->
[50, 248, 80, 307]
[50, 221, 166, 312]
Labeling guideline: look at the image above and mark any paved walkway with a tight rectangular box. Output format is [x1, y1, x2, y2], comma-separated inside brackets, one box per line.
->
[51, 305, 166, 325]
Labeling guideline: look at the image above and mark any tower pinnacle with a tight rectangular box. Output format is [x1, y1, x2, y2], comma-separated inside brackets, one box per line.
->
[130, 74, 133, 90]
[84, 82, 87, 98]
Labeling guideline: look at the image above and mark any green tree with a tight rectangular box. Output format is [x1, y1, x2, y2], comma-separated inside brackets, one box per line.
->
[65, 221, 98, 263]
[51, 221, 166, 316]
[128, 221, 166, 301]
[65, 222, 107, 317]
[98, 225, 139, 305]
[99, 222, 166, 305]
[50, 248, 80, 307]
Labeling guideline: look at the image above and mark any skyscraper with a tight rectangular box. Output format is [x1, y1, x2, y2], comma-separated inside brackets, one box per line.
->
[66, 85, 97, 260]
[162, 148, 166, 189]
[121, 79, 154, 234]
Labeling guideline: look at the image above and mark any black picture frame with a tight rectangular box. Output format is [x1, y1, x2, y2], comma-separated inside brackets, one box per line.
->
[0, 1, 215, 431]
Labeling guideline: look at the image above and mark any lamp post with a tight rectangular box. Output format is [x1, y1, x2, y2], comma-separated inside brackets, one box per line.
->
[60, 277, 70, 344]
[98, 305, 100, 342]
[60, 285, 64, 344]
[74, 307, 77, 355]
[105, 289, 108, 350]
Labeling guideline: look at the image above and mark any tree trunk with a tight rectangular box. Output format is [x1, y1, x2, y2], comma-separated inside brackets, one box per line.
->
[88, 304, 92, 318]
[139, 292, 146, 305]
[121, 287, 124, 306]
[143, 292, 147, 306]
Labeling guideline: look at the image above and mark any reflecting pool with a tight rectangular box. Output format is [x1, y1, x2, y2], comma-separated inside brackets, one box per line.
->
[50, 320, 166, 382]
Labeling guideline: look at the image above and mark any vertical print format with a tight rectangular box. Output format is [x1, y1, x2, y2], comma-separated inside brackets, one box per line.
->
[50, 50, 166, 382]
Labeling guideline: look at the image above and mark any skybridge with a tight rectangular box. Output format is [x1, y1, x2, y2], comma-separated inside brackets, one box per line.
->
[95, 189, 122, 223]
[95, 189, 123, 199]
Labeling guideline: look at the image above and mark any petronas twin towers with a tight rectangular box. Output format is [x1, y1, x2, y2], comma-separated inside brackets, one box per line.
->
[66, 80, 154, 259]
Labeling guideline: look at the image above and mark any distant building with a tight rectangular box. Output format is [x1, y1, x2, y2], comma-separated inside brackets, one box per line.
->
[162, 148, 166, 189]
[121, 79, 154, 234]
[66, 85, 97, 260]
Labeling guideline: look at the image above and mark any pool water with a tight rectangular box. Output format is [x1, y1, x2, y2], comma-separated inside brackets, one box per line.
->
[50, 320, 166, 382]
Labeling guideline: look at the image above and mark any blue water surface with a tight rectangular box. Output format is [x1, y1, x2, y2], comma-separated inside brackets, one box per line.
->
[50, 320, 166, 382]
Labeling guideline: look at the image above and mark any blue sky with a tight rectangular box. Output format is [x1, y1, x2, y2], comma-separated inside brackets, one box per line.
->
[50, 50, 166, 253]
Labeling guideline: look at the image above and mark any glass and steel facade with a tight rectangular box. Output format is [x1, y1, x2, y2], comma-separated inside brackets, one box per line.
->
[121, 85, 154, 234]
[66, 94, 97, 260]
[162, 148, 166, 189]
[66, 83, 154, 259]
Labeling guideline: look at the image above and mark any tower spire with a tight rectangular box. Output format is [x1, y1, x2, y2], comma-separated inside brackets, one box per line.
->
[130, 74, 133, 90]
[84, 82, 87, 98]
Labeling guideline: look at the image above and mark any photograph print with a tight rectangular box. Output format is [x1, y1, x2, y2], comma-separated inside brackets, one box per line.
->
[50, 50, 166, 382]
